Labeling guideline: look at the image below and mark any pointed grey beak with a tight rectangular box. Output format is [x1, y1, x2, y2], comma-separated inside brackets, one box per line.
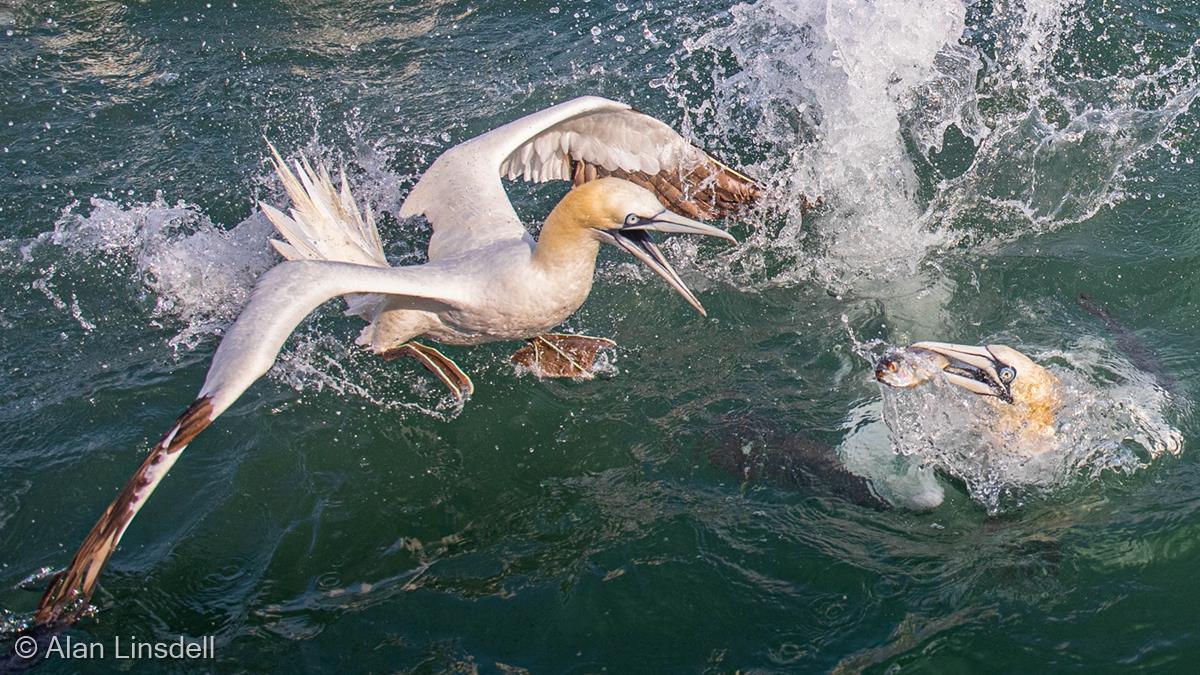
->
[620, 210, 739, 243]
[909, 341, 1014, 403]
[596, 210, 737, 317]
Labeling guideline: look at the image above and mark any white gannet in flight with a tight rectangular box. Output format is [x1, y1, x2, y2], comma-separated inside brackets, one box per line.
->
[31, 96, 760, 627]
[875, 342, 1062, 447]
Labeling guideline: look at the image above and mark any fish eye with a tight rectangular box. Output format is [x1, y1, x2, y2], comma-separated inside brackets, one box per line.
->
[887, 361, 898, 372]
[624, 214, 639, 227]
[998, 366, 1015, 383]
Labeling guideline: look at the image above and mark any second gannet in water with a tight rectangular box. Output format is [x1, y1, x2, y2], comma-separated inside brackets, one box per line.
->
[875, 342, 1062, 447]
[31, 96, 760, 628]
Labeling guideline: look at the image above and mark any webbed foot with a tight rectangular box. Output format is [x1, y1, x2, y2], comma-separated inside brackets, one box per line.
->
[511, 333, 616, 379]
[383, 342, 474, 401]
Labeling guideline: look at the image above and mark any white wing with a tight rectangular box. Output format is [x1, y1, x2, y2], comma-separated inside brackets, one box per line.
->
[200, 259, 468, 416]
[399, 96, 760, 261]
[34, 258, 471, 626]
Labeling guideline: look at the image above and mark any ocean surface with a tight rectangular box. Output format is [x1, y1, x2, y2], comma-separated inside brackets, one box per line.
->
[2, 0, 1200, 671]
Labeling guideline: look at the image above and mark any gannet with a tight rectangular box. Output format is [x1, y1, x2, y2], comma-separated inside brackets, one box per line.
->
[31, 96, 760, 627]
[875, 342, 1061, 446]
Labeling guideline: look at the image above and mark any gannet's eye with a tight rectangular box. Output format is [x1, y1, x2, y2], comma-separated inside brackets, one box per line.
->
[623, 214, 639, 227]
[998, 366, 1015, 383]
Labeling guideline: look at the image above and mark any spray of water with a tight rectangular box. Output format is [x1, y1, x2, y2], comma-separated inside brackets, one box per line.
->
[660, 0, 1197, 508]
[41, 195, 276, 349]
[664, 0, 1198, 289]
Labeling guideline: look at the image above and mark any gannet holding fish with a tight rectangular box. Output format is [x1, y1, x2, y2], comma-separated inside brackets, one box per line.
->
[31, 96, 760, 628]
[875, 342, 1062, 449]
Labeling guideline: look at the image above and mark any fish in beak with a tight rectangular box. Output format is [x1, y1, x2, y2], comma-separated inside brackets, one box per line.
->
[876, 342, 1022, 404]
[873, 347, 950, 388]
[595, 209, 737, 316]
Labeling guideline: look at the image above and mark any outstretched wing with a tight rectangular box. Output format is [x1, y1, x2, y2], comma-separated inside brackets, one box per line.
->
[34, 259, 469, 627]
[399, 96, 761, 261]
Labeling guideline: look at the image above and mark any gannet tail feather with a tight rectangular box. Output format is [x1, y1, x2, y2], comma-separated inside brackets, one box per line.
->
[262, 142, 386, 267]
[261, 142, 390, 319]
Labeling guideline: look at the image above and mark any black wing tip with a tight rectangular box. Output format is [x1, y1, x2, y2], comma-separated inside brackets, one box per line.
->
[31, 396, 216, 630]
[171, 397, 215, 448]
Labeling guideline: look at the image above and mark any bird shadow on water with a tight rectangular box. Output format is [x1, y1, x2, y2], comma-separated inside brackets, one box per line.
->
[693, 413, 892, 512]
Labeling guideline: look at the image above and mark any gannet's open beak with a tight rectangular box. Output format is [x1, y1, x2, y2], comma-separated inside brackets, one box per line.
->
[909, 342, 1015, 403]
[596, 210, 737, 317]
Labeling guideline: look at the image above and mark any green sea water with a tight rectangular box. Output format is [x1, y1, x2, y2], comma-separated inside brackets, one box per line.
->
[2, 0, 1200, 672]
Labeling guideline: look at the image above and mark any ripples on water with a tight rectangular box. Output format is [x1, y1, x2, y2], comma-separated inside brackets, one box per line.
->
[2, 0, 1200, 670]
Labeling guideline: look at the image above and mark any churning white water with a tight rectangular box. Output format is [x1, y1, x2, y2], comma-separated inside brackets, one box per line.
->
[661, 0, 1197, 322]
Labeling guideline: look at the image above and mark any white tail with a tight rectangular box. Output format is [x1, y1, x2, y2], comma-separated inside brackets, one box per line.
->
[261, 142, 388, 268]
[260, 142, 390, 320]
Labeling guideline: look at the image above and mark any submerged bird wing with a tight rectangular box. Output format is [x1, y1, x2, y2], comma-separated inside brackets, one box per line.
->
[260, 143, 391, 322]
[1078, 293, 1178, 394]
[34, 259, 470, 627]
[399, 95, 761, 261]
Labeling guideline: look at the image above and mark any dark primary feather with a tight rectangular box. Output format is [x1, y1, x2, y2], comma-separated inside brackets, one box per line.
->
[571, 156, 762, 221]
[33, 397, 215, 628]
[1078, 293, 1178, 394]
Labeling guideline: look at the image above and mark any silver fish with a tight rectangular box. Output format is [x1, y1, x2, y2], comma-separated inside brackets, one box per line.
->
[874, 347, 950, 388]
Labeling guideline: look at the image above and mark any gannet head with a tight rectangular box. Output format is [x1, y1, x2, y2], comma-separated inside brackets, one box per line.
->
[553, 177, 737, 316]
[875, 342, 1062, 443]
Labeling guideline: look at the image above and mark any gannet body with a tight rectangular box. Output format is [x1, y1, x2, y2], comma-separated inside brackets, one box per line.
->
[32, 96, 760, 627]
[875, 342, 1062, 449]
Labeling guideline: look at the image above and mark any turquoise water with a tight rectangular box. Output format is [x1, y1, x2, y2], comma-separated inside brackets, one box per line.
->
[2, 0, 1200, 671]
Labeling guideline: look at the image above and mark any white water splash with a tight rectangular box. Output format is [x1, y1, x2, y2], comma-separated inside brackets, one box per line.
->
[271, 332, 459, 419]
[666, 0, 1199, 296]
[42, 195, 277, 349]
[666, 0, 972, 289]
[660, 0, 1196, 510]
